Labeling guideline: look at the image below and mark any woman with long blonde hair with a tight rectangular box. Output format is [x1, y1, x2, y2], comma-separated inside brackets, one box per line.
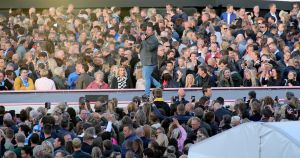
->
[110, 66, 133, 89]
[185, 74, 196, 88]
[243, 69, 258, 87]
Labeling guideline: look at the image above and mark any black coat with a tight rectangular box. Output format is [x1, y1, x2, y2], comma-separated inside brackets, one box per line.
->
[72, 150, 92, 158]
[0, 79, 13, 90]
[81, 142, 92, 154]
[264, 12, 280, 22]
[153, 100, 171, 116]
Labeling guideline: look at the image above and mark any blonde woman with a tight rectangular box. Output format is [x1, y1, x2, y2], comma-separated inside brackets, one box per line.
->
[185, 74, 196, 88]
[110, 66, 133, 89]
[243, 69, 259, 87]
[135, 68, 145, 89]
[284, 70, 299, 86]
[52, 67, 66, 89]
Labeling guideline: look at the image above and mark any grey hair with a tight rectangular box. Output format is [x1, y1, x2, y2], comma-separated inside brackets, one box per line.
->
[33, 145, 44, 158]
[3, 151, 17, 158]
[94, 70, 104, 80]
[53, 66, 64, 76]
[30, 110, 42, 121]
[37, 106, 47, 116]
[56, 102, 67, 112]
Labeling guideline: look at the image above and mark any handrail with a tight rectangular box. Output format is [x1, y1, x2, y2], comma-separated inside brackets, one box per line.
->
[0, 86, 300, 94]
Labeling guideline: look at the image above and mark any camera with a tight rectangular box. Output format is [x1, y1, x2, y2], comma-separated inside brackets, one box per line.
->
[45, 102, 51, 110]
[172, 96, 179, 103]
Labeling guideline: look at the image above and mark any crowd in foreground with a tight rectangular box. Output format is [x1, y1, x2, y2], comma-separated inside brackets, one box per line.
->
[0, 3, 300, 95]
[0, 87, 299, 158]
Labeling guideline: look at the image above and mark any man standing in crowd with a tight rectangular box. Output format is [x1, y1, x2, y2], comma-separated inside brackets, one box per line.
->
[140, 22, 161, 96]
[264, 3, 279, 23]
[221, 4, 237, 25]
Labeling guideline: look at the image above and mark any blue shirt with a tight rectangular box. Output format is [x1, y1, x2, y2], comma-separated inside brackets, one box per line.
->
[67, 72, 79, 89]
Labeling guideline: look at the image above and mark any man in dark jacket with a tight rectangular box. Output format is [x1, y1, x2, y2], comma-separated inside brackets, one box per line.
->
[264, 3, 279, 23]
[121, 124, 141, 158]
[72, 138, 91, 158]
[81, 134, 93, 154]
[140, 22, 161, 96]
[152, 88, 171, 116]
[75, 62, 93, 89]
[0, 71, 13, 90]
[213, 98, 232, 125]
[194, 65, 216, 87]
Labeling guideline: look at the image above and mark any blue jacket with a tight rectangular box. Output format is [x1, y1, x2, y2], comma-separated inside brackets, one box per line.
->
[121, 133, 141, 158]
[220, 12, 237, 24]
[67, 72, 79, 89]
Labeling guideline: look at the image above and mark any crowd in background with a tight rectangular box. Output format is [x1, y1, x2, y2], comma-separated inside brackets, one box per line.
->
[0, 3, 300, 94]
[0, 2, 299, 158]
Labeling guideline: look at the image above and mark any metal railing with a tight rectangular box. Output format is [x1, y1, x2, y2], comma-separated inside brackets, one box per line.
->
[1, 86, 299, 104]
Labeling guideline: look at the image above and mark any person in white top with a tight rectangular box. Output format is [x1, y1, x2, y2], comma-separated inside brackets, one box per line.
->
[35, 69, 56, 90]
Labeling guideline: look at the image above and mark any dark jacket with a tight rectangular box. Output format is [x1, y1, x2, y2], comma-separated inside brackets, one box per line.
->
[72, 150, 92, 158]
[75, 73, 93, 89]
[264, 12, 280, 22]
[214, 107, 232, 124]
[52, 76, 66, 89]
[140, 34, 159, 66]
[102, 149, 114, 158]
[218, 78, 234, 87]
[0, 79, 13, 90]
[81, 142, 92, 154]
[121, 133, 141, 158]
[194, 74, 215, 87]
[153, 99, 171, 116]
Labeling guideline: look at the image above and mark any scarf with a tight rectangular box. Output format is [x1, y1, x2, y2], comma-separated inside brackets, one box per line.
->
[21, 78, 29, 87]
[117, 76, 127, 89]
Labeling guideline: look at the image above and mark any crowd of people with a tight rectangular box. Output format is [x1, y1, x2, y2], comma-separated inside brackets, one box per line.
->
[0, 3, 299, 95]
[0, 87, 299, 158]
[0, 2, 300, 158]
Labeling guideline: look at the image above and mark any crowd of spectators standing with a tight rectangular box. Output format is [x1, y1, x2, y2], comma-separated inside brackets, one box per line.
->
[0, 87, 299, 158]
[0, 3, 300, 94]
[0, 2, 300, 158]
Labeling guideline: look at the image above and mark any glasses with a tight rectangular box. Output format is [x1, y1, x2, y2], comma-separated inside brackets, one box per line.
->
[260, 26, 265, 28]
[223, 28, 228, 30]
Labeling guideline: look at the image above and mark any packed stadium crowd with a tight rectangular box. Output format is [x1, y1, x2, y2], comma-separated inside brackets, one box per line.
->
[0, 2, 300, 158]
[0, 3, 300, 95]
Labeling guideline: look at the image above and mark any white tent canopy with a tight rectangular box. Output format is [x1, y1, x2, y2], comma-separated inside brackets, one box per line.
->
[188, 121, 300, 158]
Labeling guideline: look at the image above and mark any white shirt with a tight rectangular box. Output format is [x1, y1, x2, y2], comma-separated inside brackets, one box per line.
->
[271, 12, 278, 23]
[227, 13, 231, 24]
[35, 77, 56, 90]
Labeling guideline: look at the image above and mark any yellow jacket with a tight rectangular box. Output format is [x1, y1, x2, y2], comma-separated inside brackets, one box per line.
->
[14, 77, 35, 90]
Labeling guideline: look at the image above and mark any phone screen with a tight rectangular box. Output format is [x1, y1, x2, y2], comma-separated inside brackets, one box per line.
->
[191, 96, 195, 102]
[45, 102, 51, 109]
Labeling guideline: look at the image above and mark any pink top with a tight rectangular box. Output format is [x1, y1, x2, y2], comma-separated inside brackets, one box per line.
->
[86, 81, 109, 89]
[177, 125, 187, 152]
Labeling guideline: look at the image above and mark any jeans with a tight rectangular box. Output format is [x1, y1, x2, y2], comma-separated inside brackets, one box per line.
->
[142, 65, 161, 96]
